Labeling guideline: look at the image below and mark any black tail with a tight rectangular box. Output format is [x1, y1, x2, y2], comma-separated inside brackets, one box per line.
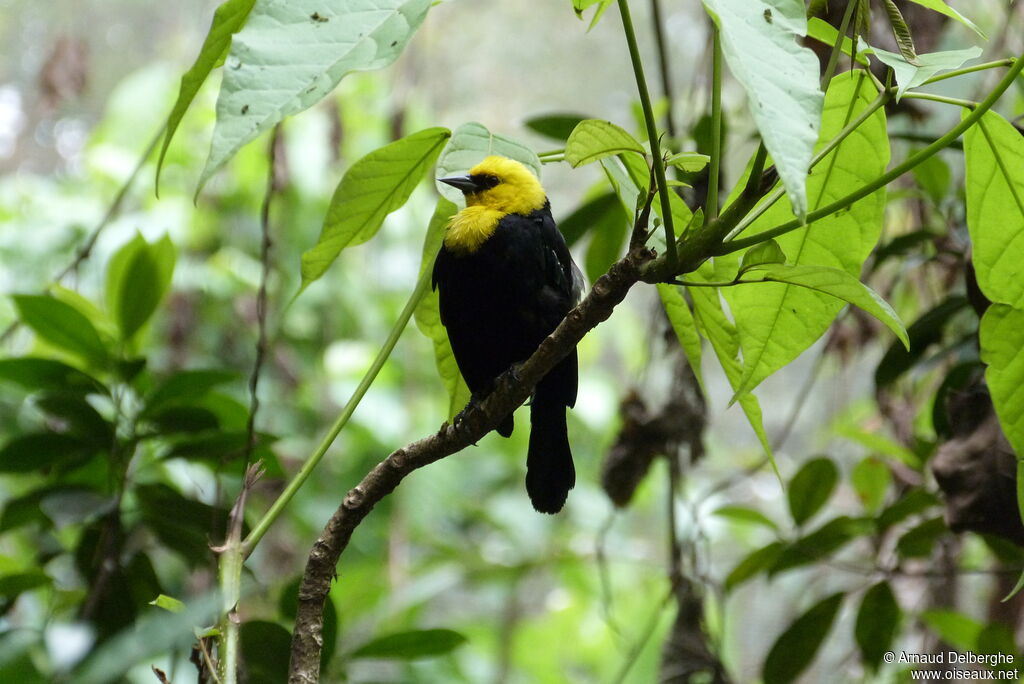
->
[525, 357, 577, 514]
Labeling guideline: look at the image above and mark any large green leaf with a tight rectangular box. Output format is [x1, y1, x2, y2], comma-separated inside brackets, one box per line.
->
[198, 0, 431, 191]
[413, 198, 470, 420]
[12, 295, 109, 368]
[156, 0, 257, 191]
[300, 127, 450, 291]
[980, 304, 1024, 459]
[723, 71, 889, 398]
[702, 0, 823, 219]
[763, 593, 844, 684]
[564, 119, 645, 168]
[688, 270, 774, 463]
[965, 111, 1024, 308]
[737, 263, 909, 350]
[725, 541, 784, 592]
[105, 233, 176, 341]
[0, 358, 104, 394]
[855, 581, 901, 670]
[872, 46, 982, 101]
[434, 123, 541, 205]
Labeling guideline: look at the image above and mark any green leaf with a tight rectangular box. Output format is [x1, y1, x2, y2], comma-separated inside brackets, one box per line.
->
[664, 152, 710, 172]
[874, 295, 969, 388]
[772, 516, 869, 573]
[559, 192, 626, 248]
[725, 541, 784, 592]
[762, 593, 844, 684]
[524, 113, 587, 142]
[565, 119, 645, 168]
[572, 0, 614, 30]
[11, 295, 108, 367]
[149, 594, 186, 613]
[904, 0, 986, 39]
[787, 457, 839, 526]
[135, 483, 234, 566]
[855, 582, 901, 670]
[739, 239, 786, 272]
[912, 149, 952, 205]
[350, 628, 467, 660]
[920, 610, 983, 652]
[143, 369, 238, 417]
[872, 46, 982, 101]
[0, 433, 95, 473]
[0, 571, 50, 602]
[413, 198, 471, 421]
[198, 0, 431, 191]
[876, 488, 939, 530]
[980, 304, 1024, 460]
[687, 267, 775, 469]
[723, 72, 889, 398]
[435, 123, 541, 205]
[850, 457, 891, 512]
[965, 111, 1024, 309]
[241, 621, 292, 684]
[879, 0, 918, 64]
[657, 284, 705, 391]
[300, 127, 450, 291]
[156, 0, 257, 191]
[896, 516, 946, 558]
[0, 358, 104, 394]
[738, 263, 909, 350]
[703, 0, 823, 219]
[105, 233, 176, 341]
[584, 207, 628, 283]
[35, 393, 114, 446]
[712, 504, 778, 531]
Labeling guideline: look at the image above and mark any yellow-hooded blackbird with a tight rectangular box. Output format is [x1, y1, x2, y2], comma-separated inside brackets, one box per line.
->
[433, 155, 583, 513]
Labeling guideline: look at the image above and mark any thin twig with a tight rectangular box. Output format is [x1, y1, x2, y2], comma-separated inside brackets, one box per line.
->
[243, 125, 282, 468]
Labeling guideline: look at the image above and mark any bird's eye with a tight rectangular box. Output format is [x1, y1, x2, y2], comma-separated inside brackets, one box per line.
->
[484, 174, 500, 187]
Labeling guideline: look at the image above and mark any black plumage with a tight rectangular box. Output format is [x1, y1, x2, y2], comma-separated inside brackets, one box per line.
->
[432, 202, 581, 513]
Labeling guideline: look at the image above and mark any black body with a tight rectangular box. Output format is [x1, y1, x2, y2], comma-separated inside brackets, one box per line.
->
[432, 203, 580, 513]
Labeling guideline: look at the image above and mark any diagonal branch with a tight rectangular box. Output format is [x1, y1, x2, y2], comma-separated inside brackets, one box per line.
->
[286, 246, 653, 684]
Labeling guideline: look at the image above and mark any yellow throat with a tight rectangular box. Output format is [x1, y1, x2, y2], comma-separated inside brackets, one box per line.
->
[444, 156, 547, 254]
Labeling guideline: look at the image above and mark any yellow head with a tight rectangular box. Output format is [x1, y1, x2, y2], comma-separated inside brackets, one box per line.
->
[440, 156, 547, 215]
[438, 156, 548, 254]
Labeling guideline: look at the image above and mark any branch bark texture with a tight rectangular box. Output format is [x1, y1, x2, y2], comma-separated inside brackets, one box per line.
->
[287, 248, 652, 683]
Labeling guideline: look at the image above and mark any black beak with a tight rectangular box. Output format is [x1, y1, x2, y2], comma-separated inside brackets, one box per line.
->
[438, 175, 480, 194]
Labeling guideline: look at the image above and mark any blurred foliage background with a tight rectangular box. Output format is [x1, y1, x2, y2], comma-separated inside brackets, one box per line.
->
[1, 0, 1023, 682]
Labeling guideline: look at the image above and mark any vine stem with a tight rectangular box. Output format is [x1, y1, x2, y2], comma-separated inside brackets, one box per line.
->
[820, 0, 858, 89]
[616, 0, 677, 269]
[243, 125, 281, 469]
[706, 26, 722, 220]
[716, 48, 1024, 255]
[241, 268, 432, 556]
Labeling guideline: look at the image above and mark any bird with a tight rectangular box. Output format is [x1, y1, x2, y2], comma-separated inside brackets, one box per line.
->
[432, 155, 583, 513]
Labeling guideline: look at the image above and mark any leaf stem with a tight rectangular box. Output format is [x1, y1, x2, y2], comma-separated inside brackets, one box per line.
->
[241, 269, 431, 556]
[902, 92, 978, 109]
[716, 49, 1024, 255]
[616, 0, 677, 268]
[706, 26, 723, 220]
[922, 57, 1016, 86]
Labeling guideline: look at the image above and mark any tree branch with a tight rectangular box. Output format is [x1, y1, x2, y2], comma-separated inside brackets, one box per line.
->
[286, 247, 652, 683]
